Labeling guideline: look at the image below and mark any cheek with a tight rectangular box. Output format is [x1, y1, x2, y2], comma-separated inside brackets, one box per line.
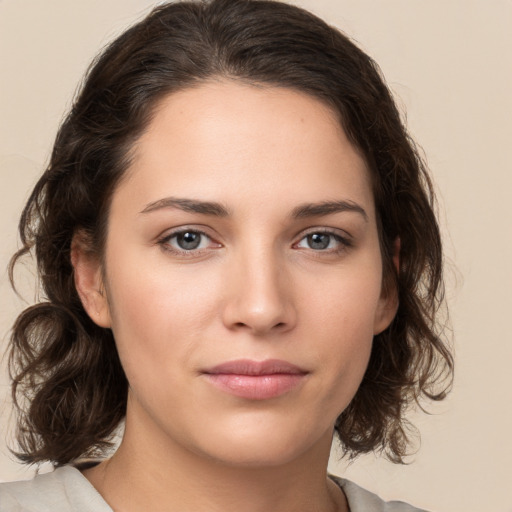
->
[103, 261, 218, 383]
[107, 252, 218, 325]
[303, 258, 384, 337]
[104, 253, 256, 409]
[301, 262, 382, 393]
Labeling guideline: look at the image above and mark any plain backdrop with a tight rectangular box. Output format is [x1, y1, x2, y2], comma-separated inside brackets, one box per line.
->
[1, 1, 511, 511]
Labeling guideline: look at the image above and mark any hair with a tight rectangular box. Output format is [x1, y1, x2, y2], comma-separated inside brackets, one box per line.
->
[8, 0, 453, 466]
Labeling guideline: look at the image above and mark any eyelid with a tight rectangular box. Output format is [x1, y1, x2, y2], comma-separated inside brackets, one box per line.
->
[156, 226, 222, 256]
[155, 225, 353, 256]
[295, 226, 353, 242]
[292, 227, 354, 251]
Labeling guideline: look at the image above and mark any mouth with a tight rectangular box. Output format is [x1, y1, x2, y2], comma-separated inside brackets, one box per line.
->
[202, 359, 308, 400]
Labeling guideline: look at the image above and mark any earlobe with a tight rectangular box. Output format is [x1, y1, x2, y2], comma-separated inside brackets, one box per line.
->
[373, 237, 400, 335]
[71, 232, 111, 328]
[373, 291, 398, 335]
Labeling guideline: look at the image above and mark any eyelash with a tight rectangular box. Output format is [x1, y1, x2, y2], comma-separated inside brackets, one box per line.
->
[157, 228, 219, 256]
[293, 229, 353, 254]
[156, 227, 352, 257]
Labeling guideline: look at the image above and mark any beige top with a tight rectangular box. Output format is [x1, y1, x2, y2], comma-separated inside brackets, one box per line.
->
[0, 466, 430, 512]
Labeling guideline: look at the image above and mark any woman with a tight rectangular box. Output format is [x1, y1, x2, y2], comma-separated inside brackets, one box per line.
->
[1, 0, 452, 510]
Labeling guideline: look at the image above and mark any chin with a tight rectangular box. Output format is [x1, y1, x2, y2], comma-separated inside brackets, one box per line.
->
[190, 417, 334, 469]
[201, 442, 308, 469]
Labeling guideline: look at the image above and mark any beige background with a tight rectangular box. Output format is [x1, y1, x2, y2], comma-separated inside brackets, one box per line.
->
[1, 1, 511, 511]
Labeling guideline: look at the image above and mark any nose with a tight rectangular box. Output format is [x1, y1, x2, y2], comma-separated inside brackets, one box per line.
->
[221, 247, 297, 336]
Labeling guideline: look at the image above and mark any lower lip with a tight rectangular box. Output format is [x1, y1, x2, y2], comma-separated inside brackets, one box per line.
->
[204, 373, 305, 400]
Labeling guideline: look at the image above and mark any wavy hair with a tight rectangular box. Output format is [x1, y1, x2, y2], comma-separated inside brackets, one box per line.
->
[8, 0, 453, 466]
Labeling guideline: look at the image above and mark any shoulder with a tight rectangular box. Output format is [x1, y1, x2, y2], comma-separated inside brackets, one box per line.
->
[330, 475, 432, 512]
[0, 466, 112, 512]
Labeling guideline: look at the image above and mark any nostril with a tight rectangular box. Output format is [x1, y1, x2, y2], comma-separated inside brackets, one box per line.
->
[230, 320, 287, 332]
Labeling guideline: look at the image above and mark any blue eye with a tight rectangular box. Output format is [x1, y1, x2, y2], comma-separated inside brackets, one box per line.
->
[174, 231, 203, 250]
[296, 232, 348, 251]
[161, 230, 213, 252]
[306, 233, 332, 250]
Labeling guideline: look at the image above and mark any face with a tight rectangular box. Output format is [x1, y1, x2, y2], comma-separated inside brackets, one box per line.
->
[75, 81, 397, 468]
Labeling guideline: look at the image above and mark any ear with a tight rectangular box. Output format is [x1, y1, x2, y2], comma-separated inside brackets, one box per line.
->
[71, 231, 111, 328]
[373, 238, 400, 335]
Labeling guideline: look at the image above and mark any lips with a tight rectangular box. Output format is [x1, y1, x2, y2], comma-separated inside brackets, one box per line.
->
[202, 359, 308, 400]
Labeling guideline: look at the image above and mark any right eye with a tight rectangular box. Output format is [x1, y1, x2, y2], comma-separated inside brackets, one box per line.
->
[158, 229, 219, 254]
[293, 229, 352, 255]
[297, 232, 339, 251]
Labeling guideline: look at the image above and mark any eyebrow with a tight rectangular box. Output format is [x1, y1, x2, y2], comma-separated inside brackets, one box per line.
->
[291, 200, 368, 222]
[140, 197, 230, 216]
[140, 196, 367, 221]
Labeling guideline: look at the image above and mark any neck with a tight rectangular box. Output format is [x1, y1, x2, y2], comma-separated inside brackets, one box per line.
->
[83, 406, 347, 512]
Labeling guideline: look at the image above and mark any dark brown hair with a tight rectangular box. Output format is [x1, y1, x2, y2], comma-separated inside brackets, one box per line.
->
[8, 0, 452, 466]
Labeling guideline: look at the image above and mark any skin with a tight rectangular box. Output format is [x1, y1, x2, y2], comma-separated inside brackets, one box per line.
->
[73, 80, 398, 512]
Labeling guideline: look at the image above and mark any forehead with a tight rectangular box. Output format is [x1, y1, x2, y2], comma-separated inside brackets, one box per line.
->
[117, 80, 374, 218]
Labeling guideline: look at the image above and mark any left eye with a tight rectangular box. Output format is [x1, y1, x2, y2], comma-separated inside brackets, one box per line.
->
[296, 232, 343, 251]
[165, 230, 212, 251]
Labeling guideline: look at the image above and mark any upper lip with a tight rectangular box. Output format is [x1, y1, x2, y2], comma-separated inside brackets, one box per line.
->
[204, 359, 307, 375]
